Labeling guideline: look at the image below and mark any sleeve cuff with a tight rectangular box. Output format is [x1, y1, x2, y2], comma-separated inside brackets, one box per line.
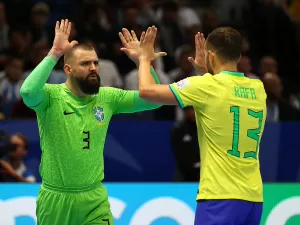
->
[169, 84, 185, 108]
[45, 56, 58, 65]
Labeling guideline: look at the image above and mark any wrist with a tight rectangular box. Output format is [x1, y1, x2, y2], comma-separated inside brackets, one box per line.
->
[47, 48, 64, 61]
[139, 58, 152, 63]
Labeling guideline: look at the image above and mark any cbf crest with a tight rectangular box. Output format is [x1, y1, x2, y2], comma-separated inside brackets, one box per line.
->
[93, 106, 104, 122]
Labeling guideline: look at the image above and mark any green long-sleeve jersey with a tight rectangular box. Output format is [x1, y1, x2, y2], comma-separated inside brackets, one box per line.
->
[20, 56, 161, 189]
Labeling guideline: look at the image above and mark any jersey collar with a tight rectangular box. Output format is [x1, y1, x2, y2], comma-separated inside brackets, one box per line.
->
[220, 71, 244, 77]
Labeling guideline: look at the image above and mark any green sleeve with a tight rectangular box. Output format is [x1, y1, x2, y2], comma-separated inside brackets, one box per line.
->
[100, 87, 161, 114]
[104, 67, 160, 114]
[113, 90, 161, 114]
[150, 66, 160, 84]
[20, 56, 56, 111]
[114, 67, 161, 113]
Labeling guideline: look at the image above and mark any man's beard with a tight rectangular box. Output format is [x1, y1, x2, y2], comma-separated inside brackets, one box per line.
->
[75, 73, 101, 95]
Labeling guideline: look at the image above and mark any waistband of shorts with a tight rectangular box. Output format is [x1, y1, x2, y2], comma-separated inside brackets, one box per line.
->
[42, 181, 102, 193]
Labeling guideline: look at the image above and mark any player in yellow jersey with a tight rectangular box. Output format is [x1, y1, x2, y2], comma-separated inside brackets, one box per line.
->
[130, 26, 266, 225]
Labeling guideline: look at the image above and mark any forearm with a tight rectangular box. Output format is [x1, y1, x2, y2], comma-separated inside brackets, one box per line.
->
[138, 59, 157, 91]
[20, 50, 60, 106]
[132, 91, 161, 112]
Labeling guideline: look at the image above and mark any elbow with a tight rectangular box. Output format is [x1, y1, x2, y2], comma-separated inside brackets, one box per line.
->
[20, 84, 34, 99]
[20, 85, 29, 98]
[138, 88, 150, 99]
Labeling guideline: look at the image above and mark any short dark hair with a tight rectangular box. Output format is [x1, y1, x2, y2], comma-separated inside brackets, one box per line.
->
[206, 27, 242, 63]
[64, 44, 95, 63]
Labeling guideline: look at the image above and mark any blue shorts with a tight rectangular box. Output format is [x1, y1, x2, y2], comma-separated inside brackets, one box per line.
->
[194, 200, 263, 225]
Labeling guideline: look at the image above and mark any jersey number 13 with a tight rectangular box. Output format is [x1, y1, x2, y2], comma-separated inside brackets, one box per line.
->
[228, 106, 263, 159]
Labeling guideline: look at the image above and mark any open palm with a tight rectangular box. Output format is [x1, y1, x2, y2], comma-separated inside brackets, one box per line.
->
[188, 32, 208, 73]
[119, 29, 140, 64]
[52, 19, 78, 55]
[119, 27, 167, 64]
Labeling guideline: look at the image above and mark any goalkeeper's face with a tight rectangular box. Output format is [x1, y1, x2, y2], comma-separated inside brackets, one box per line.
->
[66, 49, 101, 95]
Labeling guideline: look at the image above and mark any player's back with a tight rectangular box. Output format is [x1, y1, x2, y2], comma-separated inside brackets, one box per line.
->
[195, 72, 266, 202]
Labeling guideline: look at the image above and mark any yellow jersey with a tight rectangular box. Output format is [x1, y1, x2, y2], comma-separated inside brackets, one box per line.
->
[169, 71, 267, 202]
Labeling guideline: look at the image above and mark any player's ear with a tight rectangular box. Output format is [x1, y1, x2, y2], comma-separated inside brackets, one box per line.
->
[63, 64, 72, 75]
[208, 50, 214, 62]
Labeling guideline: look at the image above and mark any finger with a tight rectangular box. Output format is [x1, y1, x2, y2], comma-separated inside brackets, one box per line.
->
[188, 57, 197, 67]
[154, 52, 167, 58]
[120, 47, 131, 55]
[63, 19, 69, 33]
[131, 30, 138, 41]
[122, 28, 132, 42]
[55, 21, 59, 32]
[70, 40, 78, 47]
[151, 26, 157, 45]
[119, 32, 129, 48]
[199, 33, 204, 49]
[195, 33, 201, 54]
[140, 31, 146, 43]
[60, 19, 65, 31]
[144, 27, 152, 43]
[67, 21, 72, 36]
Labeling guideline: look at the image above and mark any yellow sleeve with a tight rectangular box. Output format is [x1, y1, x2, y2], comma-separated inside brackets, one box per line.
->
[169, 74, 214, 108]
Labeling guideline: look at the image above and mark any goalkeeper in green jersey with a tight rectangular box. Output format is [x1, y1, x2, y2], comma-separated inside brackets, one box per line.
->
[20, 19, 166, 225]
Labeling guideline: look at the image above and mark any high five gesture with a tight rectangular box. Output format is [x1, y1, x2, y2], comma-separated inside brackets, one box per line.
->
[48, 19, 78, 61]
[188, 32, 207, 73]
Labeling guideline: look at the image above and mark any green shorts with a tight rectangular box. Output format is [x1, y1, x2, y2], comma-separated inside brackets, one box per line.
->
[36, 183, 114, 225]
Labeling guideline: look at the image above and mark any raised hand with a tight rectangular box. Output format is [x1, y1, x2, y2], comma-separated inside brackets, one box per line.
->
[138, 26, 167, 61]
[50, 19, 78, 59]
[188, 32, 208, 73]
[119, 28, 140, 64]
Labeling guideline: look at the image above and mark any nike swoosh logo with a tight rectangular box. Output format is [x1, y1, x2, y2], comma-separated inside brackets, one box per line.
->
[63, 111, 75, 115]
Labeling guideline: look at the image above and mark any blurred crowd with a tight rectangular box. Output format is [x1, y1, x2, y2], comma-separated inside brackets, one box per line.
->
[0, 0, 299, 122]
[0, 0, 300, 182]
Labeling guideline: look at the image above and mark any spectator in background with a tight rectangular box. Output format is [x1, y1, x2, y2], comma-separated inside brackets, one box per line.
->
[0, 57, 24, 118]
[159, 0, 185, 60]
[238, 56, 259, 79]
[137, 0, 201, 31]
[259, 56, 278, 76]
[171, 106, 200, 182]
[185, 24, 202, 47]
[262, 72, 300, 121]
[0, 2, 9, 52]
[110, 3, 145, 76]
[98, 59, 123, 88]
[247, 0, 299, 89]
[0, 27, 32, 70]
[30, 2, 50, 44]
[201, 10, 218, 38]
[169, 45, 200, 121]
[169, 45, 199, 82]
[77, 4, 112, 58]
[4, 133, 36, 183]
[24, 45, 66, 84]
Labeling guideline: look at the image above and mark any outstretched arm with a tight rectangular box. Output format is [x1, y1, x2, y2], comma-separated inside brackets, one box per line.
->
[101, 87, 161, 114]
[20, 19, 78, 111]
[137, 27, 210, 107]
[138, 59, 177, 105]
[20, 55, 57, 109]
